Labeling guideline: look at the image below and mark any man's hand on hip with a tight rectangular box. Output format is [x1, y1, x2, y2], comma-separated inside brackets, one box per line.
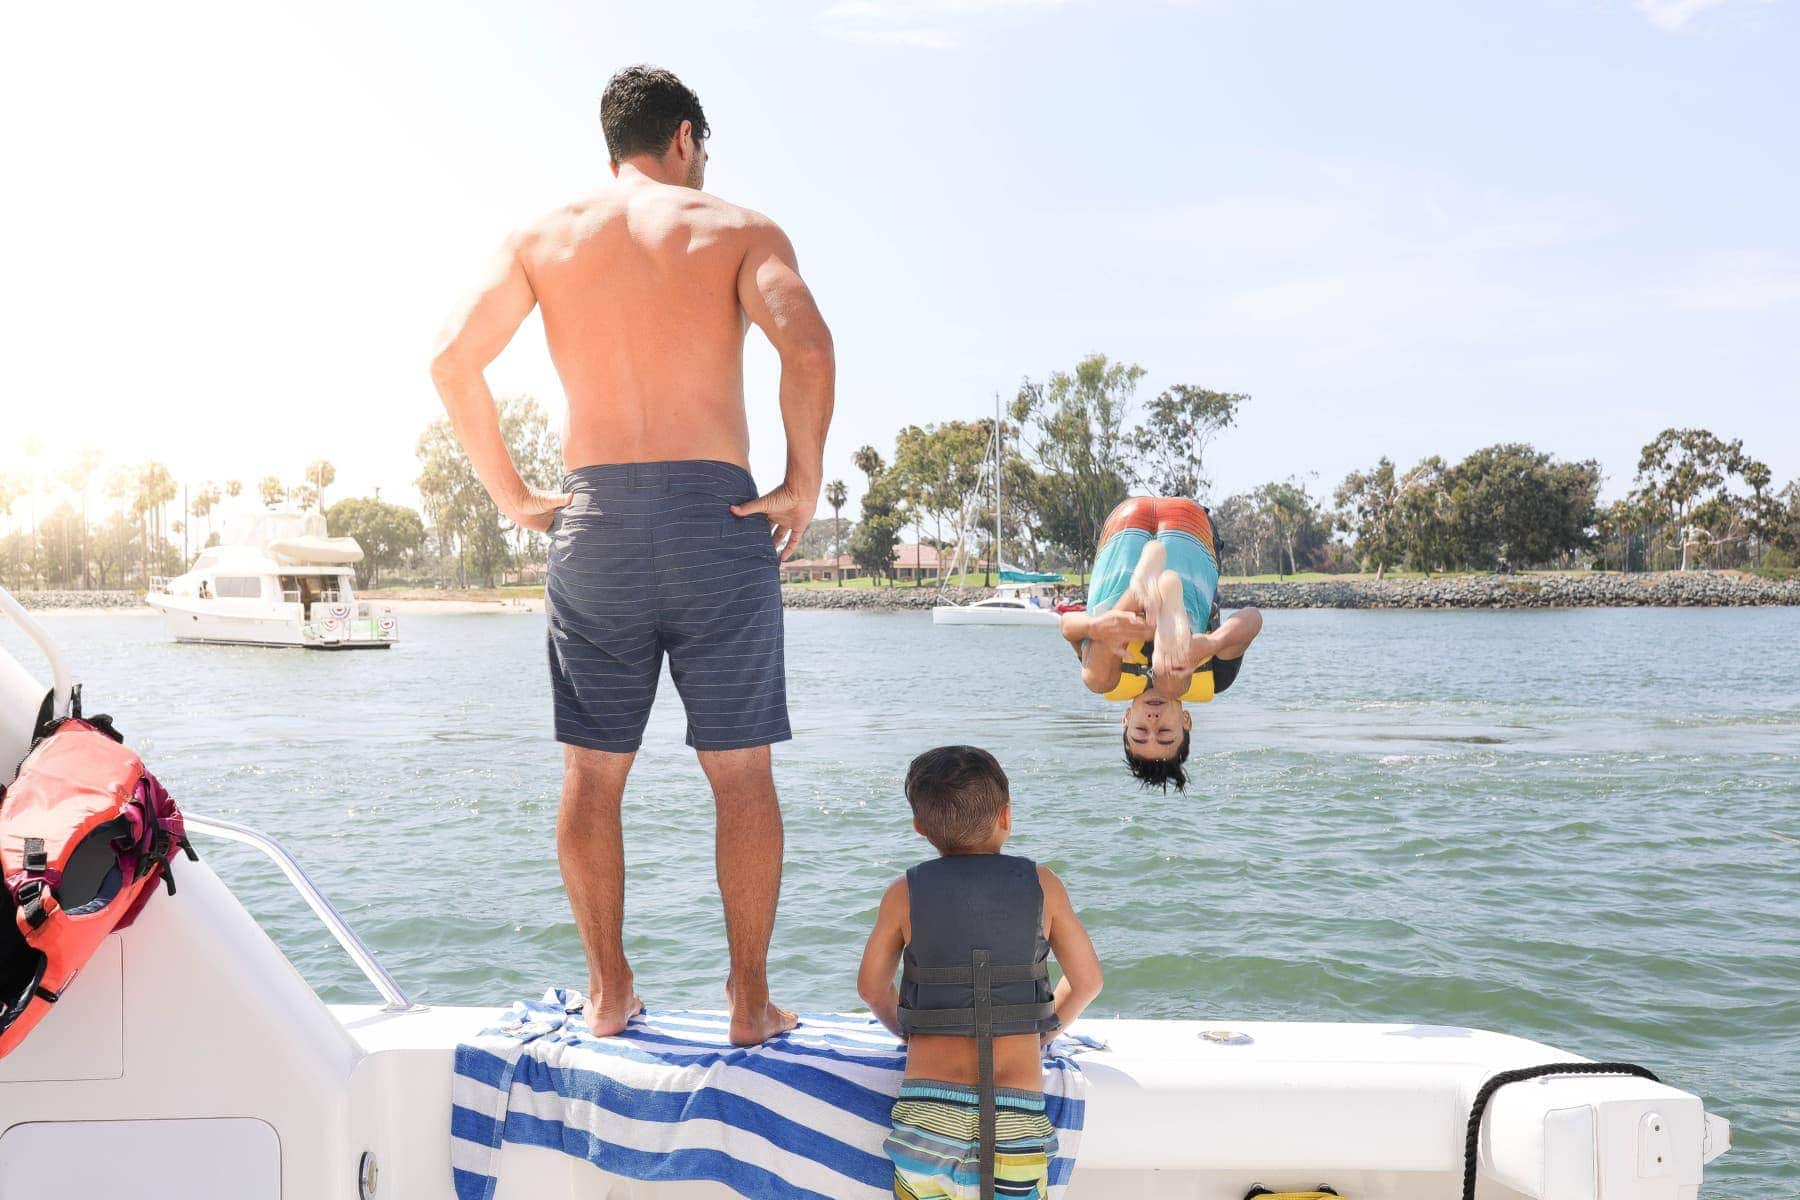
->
[505, 486, 575, 534]
[731, 480, 817, 561]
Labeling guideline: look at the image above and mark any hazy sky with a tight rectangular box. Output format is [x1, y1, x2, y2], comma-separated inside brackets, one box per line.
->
[2, 0, 1795, 524]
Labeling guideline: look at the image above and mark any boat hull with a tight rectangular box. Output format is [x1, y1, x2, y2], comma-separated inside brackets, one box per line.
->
[147, 595, 397, 650]
[0, 853, 1734, 1200]
[931, 605, 1061, 626]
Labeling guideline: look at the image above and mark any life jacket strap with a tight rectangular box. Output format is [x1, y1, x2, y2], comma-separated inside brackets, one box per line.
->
[901, 961, 1047, 987]
[894, 1001, 1056, 1029]
[14, 879, 51, 931]
[973, 948, 995, 1200]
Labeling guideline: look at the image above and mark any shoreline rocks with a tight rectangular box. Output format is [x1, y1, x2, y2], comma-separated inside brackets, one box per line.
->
[777, 571, 1800, 612]
[10, 590, 148, 611]
[1216, 571, 1800, 610]
[9, 571, 1797, 615]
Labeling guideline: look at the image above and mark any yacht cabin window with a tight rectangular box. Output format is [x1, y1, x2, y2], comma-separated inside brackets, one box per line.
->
[214, 576, 262, 599]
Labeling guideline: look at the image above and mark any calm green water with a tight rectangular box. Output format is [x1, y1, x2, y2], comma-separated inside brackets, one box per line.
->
[5, 607, 1796, 1194]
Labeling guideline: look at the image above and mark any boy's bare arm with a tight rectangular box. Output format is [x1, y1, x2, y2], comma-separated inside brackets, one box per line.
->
[856, 877, 909, 1039]
[1038, 867, 1102, 1035]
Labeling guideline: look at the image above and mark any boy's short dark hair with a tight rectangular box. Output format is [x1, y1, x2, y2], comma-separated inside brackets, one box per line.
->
[906, 745, 1010, 853]
[599, 65, 710, 165]
[1124, 728, 1191, 792]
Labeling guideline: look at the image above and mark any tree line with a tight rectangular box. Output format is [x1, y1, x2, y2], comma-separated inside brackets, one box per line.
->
[4, 379, 1796, 593]
[818, 353, 1800, 584]
[0, 399, 558, 592]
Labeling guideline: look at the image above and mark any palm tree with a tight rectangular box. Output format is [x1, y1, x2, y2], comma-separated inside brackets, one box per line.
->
[308, 460, 337, 512]
[824, 479, 847, 586]
[60, 448, 102, 589]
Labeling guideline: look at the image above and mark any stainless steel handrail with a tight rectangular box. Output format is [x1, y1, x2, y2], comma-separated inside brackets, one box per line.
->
[0, 583, 73, 722]
[185, 813, 423, 1014]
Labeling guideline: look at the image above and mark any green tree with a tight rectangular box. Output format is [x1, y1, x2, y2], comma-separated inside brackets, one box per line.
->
[59, 448, 103, 590]
[824, 479, 848, 584]
[1443, 444, 1599, 571]
[1632, 428, 1747, 571]
[852, 445, 884, 485]
[416, 419, 506, 588]
[793, 517, 851, 562]
[1210, 492, 1264, 576]
[35, 505, 83, 589]
[1334, 457, 1403, 578]
[306, 460, 337, 511]
[1249, 478, 1327, 577]
[1396, 457, 1454, 574]
[1768, 481, 1800, 561]
[1127, 386, 1247, 499]
[1741, 458, 1776, 565]
[1010, 354, 1140, 570]
[1596, 497, 1650, 572]
[190, 484, 222, 550]
[326, 497, 427, 587]
[847, 451, 900, 585]
[500, 395, 565, 567]
[90, 511, 140, 590]
[259, 475, 287, 510]
[891, 420, 993, 585]
[850, 492, 902, 585]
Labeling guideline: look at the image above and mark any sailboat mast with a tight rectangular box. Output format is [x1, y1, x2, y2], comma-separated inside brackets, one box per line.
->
[994, 392, 1002, 577]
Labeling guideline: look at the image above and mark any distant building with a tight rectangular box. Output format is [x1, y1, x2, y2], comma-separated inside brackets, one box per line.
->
[780, 554, 859, 584]
[779, 542, 992, 585]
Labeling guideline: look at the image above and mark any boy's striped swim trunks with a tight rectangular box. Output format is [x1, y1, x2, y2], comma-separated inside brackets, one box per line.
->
[884, 1080, 1058, 1200]
[545, 459, 790, 753]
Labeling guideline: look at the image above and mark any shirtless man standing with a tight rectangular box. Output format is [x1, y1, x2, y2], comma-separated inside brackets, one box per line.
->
[430, 66, 834, 1044]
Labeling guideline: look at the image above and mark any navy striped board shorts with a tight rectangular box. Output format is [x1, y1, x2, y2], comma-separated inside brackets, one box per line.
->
[545, 460, 790, 754]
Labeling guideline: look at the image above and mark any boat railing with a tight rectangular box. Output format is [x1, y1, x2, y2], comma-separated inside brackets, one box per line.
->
[147, 576, 172, 593]
[185, 813, 422, 1014]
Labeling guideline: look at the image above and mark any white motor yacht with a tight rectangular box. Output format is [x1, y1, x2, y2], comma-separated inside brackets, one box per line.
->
[0, 584, 1734, 1200]
[145, 510, 397, 649]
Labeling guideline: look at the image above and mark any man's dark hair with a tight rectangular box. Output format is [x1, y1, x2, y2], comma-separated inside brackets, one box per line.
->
[600, 65, 710, 165]
[906, 745, 1010, 853]
[1124, 728, 1191, 792]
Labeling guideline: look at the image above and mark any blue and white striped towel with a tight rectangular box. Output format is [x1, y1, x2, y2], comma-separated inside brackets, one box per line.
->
[451, 989, 1089, 1200]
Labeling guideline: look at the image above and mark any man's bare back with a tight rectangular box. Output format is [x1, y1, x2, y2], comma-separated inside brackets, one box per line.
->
[430, 137, 830, 553]
[520, 180, 773, 471]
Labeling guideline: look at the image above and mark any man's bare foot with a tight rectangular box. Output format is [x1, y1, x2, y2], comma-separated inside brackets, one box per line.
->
[583, 975, 643, 1038]
[725, 978, 797, 1046]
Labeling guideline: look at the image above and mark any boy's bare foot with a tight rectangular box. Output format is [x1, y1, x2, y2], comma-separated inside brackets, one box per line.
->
[725, 977, 797, 1045]
[583, 974, 643, 1037]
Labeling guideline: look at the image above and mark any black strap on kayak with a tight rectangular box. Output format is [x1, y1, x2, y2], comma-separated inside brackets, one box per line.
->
[1461, 1062, 1659, 1200]
[973, 947, 995, 1200]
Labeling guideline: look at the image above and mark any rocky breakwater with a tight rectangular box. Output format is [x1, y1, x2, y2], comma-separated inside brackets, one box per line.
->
[781, 586, 994, 612]
[11, 590, 148, 611]
[1218, 571, 1800, 610]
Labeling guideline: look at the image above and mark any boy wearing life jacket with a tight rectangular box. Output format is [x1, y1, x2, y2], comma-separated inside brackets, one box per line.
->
[857, 746, 1103, 1200]
[1059, 496, 1264, 792]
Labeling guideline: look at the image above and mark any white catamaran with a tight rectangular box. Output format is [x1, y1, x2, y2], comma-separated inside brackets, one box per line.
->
[0, 584, 1732, 1199]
